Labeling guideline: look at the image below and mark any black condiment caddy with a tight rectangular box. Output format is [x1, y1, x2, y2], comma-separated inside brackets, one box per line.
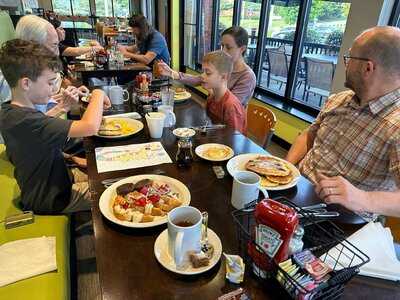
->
[232, 197, 370, 300]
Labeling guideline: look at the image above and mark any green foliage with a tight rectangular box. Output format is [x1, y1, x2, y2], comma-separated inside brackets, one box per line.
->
[220, 0, 234, 11]
[326, 29, 343, 46]
[273, 0, 350, 25]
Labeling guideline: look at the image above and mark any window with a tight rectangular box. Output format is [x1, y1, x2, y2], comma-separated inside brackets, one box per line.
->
[183, 0, 197, 69]
[239, 0, 262, 68]
[95, 0, 113, 17]
[182, 0, 352, 113]
[52, 0, 72, 15]
[259, 3, 300, 96]
[292, 1, 350, 108]
[198, 0, 214, 62]
[216, 0, 234, 48]
[52, 0, 131, 18]
[52, 0, 90, 16]
[71, 0, 90, 16]
[114, 0, 130, 17]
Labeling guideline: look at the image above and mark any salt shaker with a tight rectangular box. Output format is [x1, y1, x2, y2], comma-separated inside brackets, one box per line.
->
[288, 225, 304, 256]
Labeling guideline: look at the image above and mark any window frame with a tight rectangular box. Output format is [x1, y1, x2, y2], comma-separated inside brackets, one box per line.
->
[181, 0, 354, 117]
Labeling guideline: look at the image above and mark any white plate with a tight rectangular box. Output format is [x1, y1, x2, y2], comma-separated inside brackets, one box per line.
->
[172, 128, 196, 138]
[174, 91, 191, 102]
[195, 143, 234, 162]
[226, 153, 301, 191]
[99, 175, 191, 228]
[96, 118, 144, 139]
[154, 228, 222, 275]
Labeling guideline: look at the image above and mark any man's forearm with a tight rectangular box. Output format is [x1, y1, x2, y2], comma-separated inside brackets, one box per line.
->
[363, 190, 400, 217]
[286, 130, 310, 165]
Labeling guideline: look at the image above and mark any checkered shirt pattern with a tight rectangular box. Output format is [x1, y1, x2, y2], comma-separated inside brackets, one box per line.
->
[300, 89, 400, 191]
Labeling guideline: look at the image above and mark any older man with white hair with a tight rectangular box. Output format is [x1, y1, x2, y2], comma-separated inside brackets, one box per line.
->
[0, 15, 87, 116]
[286, 26, 400, 218]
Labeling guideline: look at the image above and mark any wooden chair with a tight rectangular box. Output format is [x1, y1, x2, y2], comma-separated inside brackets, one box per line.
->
[246, 103, 277, 149]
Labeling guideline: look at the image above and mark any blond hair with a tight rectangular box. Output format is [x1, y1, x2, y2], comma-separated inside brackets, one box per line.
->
[202, 50, 233, 75]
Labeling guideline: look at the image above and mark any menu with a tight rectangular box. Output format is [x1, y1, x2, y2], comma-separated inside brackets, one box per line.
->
[95, 142, 172, 173]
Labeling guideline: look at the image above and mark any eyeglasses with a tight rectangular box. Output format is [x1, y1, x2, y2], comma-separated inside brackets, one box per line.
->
[343, 54, 371, 65]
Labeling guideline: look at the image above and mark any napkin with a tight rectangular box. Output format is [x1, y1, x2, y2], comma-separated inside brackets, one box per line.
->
[103, 112, 141, 119]
[322, 222, 400, 281]
[0, 236, 57, 287]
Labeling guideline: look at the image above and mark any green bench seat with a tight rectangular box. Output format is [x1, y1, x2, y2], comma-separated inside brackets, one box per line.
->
[0, 144, 71, 300]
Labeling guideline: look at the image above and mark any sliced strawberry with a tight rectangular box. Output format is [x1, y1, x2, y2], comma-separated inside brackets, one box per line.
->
[135, 197, 147, 206]
[148, 194, 160, 203]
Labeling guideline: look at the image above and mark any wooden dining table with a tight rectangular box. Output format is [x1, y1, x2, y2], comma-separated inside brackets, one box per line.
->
[83, 97, 400, 300]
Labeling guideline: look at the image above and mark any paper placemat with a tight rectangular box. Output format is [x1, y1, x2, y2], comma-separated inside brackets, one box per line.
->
[95, 142, 172, 173]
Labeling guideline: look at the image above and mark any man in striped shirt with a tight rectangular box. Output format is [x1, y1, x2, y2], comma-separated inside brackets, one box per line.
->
[286, 26, 400, 218]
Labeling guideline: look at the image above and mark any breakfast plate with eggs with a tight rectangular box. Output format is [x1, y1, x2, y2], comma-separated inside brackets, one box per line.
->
[96, 117, 144, 139]
[195, 143, 234, 162]
[174, 87, 191, 102]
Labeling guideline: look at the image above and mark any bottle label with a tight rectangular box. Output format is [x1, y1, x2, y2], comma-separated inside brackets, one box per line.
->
[256, 224, 283, 258]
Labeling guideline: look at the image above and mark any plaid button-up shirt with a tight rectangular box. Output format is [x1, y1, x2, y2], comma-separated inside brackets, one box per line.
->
[300, 89, 400, 191]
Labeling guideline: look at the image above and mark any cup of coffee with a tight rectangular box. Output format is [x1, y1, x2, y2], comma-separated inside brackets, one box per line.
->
[168, 206, 202, 267]
[231, 171, 269, 209]
[145, 112, 166, 138]
[158, 105, 176, 127]
[109, 85, 129, 106]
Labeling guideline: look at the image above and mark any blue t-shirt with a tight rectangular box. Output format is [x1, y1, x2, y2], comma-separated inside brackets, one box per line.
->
[140, 30, 170, 64]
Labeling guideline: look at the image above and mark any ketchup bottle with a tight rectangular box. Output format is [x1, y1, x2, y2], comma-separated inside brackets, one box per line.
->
[248, 199, 298, 273]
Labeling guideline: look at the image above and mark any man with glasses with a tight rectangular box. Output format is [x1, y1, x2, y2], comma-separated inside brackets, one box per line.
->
[286, 26, 400, 218]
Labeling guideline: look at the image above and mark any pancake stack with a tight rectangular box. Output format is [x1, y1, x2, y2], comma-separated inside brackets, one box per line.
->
[245, 156, 293, 187]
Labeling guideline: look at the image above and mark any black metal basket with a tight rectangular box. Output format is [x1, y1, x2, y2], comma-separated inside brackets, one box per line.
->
[232, 197, 370, 300]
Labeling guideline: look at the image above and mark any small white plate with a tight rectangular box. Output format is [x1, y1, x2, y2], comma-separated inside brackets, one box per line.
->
[226, 153, 301, 191]
[172, 128, 196, 138]
[99, 175, 191, 228]
[174, 91, 191, 102]
[195, 143, 234, 162]
[154, 228, 222, 275]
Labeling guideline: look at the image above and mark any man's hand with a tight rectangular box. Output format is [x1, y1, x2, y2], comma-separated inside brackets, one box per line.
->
[315, 174, 369, 213]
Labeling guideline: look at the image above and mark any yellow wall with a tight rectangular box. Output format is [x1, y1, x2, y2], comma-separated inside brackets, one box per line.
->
[170, 0, 180, 70]
[169, 3, 311, 145]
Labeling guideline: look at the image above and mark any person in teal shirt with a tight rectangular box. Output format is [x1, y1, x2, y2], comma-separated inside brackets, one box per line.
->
[118, 14, 170, 66]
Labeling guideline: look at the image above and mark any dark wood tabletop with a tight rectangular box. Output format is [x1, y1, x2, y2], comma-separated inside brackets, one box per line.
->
[74, 62, 150, 86]
[84, 98, 400, 300]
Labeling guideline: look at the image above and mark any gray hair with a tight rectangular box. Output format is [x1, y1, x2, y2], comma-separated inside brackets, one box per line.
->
[15, 15, 51, 45]
[358, 26, 400, 77]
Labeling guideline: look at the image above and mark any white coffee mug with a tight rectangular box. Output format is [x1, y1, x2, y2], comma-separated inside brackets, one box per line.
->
[158, 105, 176, 127]
[168, 206, 202, 267]
[109, 85, 129, 105]
[231, 171, 269, 209]
[145, 112, 166, 138]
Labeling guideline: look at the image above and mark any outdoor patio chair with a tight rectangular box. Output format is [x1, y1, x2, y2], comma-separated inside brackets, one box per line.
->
[266, 48, 289, 89]
[246, 103, 277, 149]
[304, 57, 334, 107]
